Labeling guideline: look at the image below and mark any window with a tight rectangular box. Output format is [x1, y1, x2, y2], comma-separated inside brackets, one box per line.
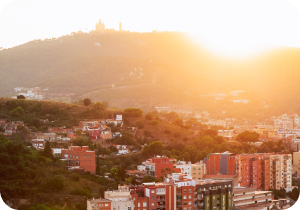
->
[183, 190, 187, 193]
[115, 198, 118, 201]
[151, 203, 154, 206]
[143, 202, 147, 207]
[138, 202, 140, 207]
[151, 196, 155, 200]
[188, 195, 191, 199]
[151, 190, 155, 193]
[105, 204, 108, 207]
[99, 204, 103, 207]
[183, 196, 187, 199]
[84, 155, 86, 158]
[89, 155, 91, 158]
[76, 156, 78, 159]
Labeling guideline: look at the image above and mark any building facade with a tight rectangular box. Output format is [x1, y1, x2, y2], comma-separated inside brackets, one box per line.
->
[61, 146, 96, 174]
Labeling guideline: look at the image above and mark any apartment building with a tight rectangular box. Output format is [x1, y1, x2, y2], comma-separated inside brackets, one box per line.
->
[175, 161, 192, 177]
[87, 198, 112, 210]
[292, 151, 300, 177]
[232, 187, 273, 210]
[235, 153, 292, 191]
[269, 154, 292, 190]
[191, 161, 206, 180]
[205, 152, 236, 175]
[217, 130, 234, 140]
[235, 154, 271, 190]
[143, 182, 177, 210]
[104, 185, 134, 210]
[141, 156, 180, 179]
[194, 179, 234, 210]
[61, 146, 96, 174]
[290, 139, 300, 152]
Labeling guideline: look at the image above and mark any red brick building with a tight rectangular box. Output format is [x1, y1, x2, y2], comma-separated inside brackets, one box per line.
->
[89, 129, 101, 140]
[61, 146, 96, 174]
[176, 185, 195, 210]
[143, 183, 176, 210]
[131, 189, 149, 210]
[145, 156, 181, 179]
[205, 153, 236, 175]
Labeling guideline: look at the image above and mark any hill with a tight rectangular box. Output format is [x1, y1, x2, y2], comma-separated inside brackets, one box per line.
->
[1, 31, 300, 116]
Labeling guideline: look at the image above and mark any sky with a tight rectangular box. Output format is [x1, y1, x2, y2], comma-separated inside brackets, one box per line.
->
[1, 0, 300, 57]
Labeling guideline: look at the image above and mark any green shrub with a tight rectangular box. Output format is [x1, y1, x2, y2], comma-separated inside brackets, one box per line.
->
[70, 173, 81, 182]
[151, 120, 159, 126]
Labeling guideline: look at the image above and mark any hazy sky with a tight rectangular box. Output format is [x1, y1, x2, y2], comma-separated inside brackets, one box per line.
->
[1, 0, 300, 57]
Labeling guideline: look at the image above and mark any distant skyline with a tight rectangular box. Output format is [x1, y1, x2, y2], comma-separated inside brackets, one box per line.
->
[1, 0, 300, 57]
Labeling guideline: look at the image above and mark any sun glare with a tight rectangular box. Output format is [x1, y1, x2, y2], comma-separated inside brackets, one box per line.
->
[1, 0, 300, 57]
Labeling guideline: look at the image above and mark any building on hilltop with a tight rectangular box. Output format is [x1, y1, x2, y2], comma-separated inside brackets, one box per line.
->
[96, 19, 105, 32]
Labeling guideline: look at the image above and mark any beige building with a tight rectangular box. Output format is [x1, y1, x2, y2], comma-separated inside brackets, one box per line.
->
[87, 198, 111, 210]
[191, 161, 206, 180]
[218, 130, 234, 139]
[104, 185, 134, 210]
[232, 187, 273, 210]
[290, 139, 300, 152]
[269, 154, 292, 190]
[33, 132, 56, 141]
[292, 152, 300, 177]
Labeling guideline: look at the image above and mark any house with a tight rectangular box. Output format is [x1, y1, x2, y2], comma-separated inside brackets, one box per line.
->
[87, 198, 111, 210]
[61, 146, 96, 174]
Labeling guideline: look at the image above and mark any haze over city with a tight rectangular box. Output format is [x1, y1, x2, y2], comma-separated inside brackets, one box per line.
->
[1, 1, 300, 210]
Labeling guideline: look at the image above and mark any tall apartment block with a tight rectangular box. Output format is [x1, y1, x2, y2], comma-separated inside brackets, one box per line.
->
[194, 180, 233, 210]
[235, 153, 292, 190]
[144, 182, 177, 210]
[205, 152, 236, 175]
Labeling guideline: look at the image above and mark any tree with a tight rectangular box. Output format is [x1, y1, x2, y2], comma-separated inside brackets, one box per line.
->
[145, 113, 154, 120]
[142, 141, 163, 157]
[93, 102, 105, 110]
[124, 108, 143, 117]
[10, 106, 24, 117]
[237, 131, 259, 143]
[17, 95, 25, 99]
[83, 98, 91, 106]
[165, 111, 180, 122]
[142, 175, 156, 182]
[44, 141, 53, 159]
[102, 101, 109, 109]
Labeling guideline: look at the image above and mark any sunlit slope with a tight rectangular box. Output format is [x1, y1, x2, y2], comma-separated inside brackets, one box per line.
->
[1, 31, 300, 110]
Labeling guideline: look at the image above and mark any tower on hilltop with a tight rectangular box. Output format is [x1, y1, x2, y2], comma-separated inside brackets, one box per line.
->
[96, 19, 105, 32]
[119, 22, 122, 32]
